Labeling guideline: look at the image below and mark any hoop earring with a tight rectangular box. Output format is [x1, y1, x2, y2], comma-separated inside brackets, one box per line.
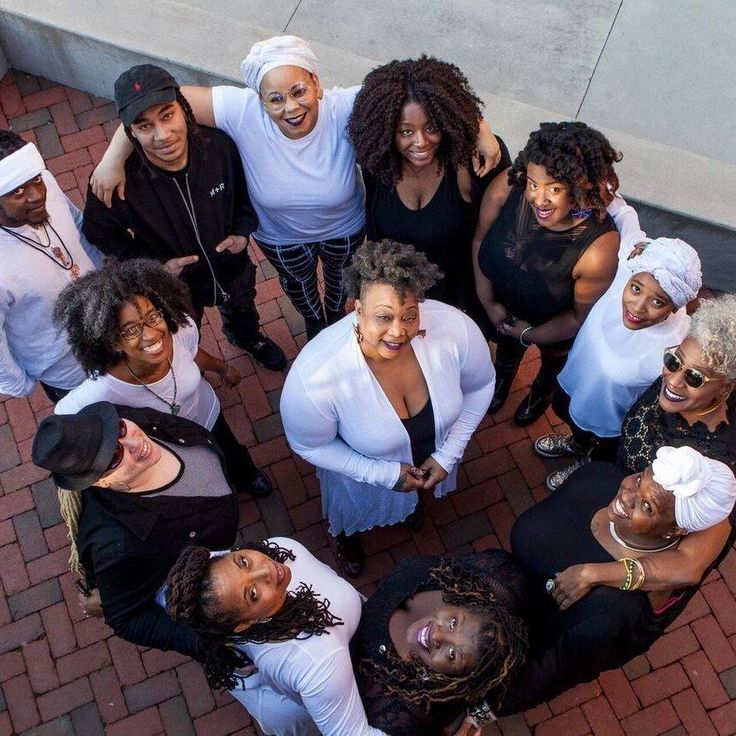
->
[417, 328, 427, 339]
[696, 393, 728, 417]
[353, 323, 364, 343]
[258, 617, 272, 624]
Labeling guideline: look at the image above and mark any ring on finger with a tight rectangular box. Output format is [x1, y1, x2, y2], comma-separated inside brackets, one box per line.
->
[545, 578, 556, 594]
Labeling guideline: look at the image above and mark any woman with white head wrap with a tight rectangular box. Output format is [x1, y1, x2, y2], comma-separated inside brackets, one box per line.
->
[534, 236, 702, 491]
[497, 447, 735, 714]
[91, 35, 502, 340]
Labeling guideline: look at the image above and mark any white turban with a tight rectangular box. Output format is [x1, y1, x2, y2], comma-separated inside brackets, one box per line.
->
[240, 35, 319, 92]
[0, 142, 45, 197]
[626, 237, 702, 309]
[652, 446, 736, 532]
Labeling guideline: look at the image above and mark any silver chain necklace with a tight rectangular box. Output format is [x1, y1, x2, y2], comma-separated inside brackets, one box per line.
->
[608, 522, 679, 553]
[125, 357, 181, 416]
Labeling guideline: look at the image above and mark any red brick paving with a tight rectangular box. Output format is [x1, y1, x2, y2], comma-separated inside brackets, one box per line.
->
[1, 68, 735, 735]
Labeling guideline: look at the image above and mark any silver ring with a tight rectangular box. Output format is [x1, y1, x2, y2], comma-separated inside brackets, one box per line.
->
[545, 578, 556, 594]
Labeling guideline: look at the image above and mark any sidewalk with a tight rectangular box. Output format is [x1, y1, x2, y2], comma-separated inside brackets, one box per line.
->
[1, 69, 736, 736]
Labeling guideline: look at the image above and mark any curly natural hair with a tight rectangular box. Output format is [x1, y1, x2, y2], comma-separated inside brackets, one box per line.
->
[343, 239, 442, 301]
[0, 129, 28, 161]
[508, 121, 622, 220]
[123, 89, 203, 163]
[688, 294, 736, 380]
[348, 56, 483, 186]
[165, 541, 343, 690]
[360, 557, 528, 711]
[53, 257, 193, 376]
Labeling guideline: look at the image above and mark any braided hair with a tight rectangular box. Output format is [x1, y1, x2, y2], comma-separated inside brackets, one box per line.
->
[54, 257, 193, 376]
[165, 541, 343, 690]
[360, 557, 528, 711]
[0, 129, 28, 161]
[348, 56, 483, 186]
[509, 121, 622, 221]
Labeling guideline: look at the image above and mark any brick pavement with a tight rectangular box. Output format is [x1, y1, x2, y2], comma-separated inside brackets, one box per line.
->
[0, 69, 735, 736]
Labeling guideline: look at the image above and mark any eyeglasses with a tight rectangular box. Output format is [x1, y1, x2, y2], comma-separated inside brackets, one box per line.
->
[119, 310, 164, 341]
[105, 420, 128, 473]
[260, 83, 312, 112]
[662, 348, 724, 389]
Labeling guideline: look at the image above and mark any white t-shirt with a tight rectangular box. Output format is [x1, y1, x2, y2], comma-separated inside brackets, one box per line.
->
[211, 85, 365, 246]
[231, 537, 385, 736]
[55, 318, 219, 430]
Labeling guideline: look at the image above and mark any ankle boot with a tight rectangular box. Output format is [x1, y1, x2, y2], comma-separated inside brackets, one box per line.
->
[514, 378, 554, 425]
[488, 360, 522, 414]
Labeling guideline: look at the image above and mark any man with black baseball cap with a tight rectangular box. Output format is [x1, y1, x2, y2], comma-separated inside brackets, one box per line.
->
[83, 64, 286, 371]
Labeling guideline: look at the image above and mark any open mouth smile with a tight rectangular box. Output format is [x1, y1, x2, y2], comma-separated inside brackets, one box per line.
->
[662, 384, 686, 402]
[417, 622, 430, 651]
[612, 496, 629, 519]
[534, 207, 554, 220]
[141, 339, 164, 355]
[284, 113, 307, 127]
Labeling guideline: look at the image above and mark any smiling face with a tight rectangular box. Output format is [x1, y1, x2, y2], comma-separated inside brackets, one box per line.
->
[0, 174, 48, 227]
[405, 604, 488, 676]
[129, 101, 189, 171]
[208, 549, 292, 633]
[115, 296, 171, 371]
[621, 272, 675, 330]
[355, 283, 420, 361]
[394, 101, 442, 171]
[658, 337, 731, 416]
[524, 162, 576, 230]
[608, 466, 679, 541]
[259, 65, 321, 139]
[97, 418, 162, 489]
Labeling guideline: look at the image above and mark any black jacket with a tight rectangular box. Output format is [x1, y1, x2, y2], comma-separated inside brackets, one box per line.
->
[82, 126, 258, 307]
[76, 406, 238, 660]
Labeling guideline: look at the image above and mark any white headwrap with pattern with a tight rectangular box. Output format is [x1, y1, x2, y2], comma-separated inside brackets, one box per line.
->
[240, 35, 318, 92]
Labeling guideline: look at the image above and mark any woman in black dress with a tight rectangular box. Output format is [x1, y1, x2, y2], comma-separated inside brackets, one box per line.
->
[348, 56, 510, 333]
[473, 122, 620, 425]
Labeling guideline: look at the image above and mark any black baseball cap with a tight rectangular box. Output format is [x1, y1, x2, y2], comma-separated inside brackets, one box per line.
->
[114, 64, 180, 126]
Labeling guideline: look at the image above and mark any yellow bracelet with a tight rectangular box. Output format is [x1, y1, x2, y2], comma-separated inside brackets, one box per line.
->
[630, 558, 646, 591]
[619, 558, 634, 590]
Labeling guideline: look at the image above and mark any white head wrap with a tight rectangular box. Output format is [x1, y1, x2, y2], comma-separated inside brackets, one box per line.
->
[0, 142, 45, 197]
[240, 35, 319, 92]
[626, 237, 702, 309]
[652, 446, 736, 532]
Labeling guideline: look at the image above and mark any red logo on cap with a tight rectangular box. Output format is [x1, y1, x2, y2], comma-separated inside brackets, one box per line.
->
[134, 82, 142, 92]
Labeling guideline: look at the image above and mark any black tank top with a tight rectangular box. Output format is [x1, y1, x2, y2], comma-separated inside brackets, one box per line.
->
[477, 189, 616, 324]
[400, 397, 436, 466]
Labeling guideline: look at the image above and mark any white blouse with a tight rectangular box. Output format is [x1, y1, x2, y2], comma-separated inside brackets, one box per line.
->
[55, 318, 219, 429]
[280, 301, 494, 535]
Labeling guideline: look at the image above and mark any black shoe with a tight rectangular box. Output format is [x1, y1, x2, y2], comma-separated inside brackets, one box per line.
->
[243, 334, 286, 371]
[514, 385, 553, 426]
[403, 501, 425, 532]
[335, 532, 363, 578]
[234, 468, 273, 497]
[488, 362, 521, 415]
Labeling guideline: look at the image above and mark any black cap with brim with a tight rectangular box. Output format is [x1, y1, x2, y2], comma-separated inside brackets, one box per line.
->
[114, 64, 180, 127]
[32, 402, 120, 491]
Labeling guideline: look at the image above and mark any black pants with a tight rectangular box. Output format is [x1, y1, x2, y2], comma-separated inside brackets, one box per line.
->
[552, 384, 619, 461]
[210, 411, 257, 487]
[190, 259, 261, 349]
[40, 382, 70, 403]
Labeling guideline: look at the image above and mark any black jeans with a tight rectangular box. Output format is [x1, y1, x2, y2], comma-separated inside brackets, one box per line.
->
[552, 383, 620, 461]
[210, 411, 257, 487]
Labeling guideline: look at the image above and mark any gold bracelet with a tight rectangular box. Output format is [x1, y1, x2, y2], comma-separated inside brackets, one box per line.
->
[619, 558, 634, 590]
[630, 558, 646, 591]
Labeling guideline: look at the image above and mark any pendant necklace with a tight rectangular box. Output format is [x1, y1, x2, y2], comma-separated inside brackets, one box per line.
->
[0, 221, 80, 280]
[125, 357, 181, 416]
[608, 522, 679, 553]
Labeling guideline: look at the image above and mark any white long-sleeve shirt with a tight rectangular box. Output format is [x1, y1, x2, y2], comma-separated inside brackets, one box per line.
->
[231, 538, 386, 736]
[280, 301, 495, 534]
[0, 170, 101, 396]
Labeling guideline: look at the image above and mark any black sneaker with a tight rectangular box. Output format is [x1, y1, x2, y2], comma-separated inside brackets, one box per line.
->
[243, 334, 287, 371]
[243, 468, 273, 498]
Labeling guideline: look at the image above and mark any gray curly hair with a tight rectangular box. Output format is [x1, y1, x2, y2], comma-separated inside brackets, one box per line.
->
[688, 294, 736, 380]
[342, 239, 442, 301]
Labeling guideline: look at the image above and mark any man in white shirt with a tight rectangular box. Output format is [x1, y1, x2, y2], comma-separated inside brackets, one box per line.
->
[0, 129, 101, 400]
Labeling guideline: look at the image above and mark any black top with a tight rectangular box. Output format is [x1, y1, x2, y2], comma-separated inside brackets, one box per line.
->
[352, 550, 531, 735]
[400, 397, 436, 467]
[82, 126, 259, 308]
[477, 189, 616, 325]
[364, 137, 511, 306]
[499, 461, 733, 714]
[76, 406, 238, 661]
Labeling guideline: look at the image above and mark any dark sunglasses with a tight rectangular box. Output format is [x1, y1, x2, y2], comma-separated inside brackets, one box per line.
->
[105, 420, 128, 473]
[663, 349, 723, 389]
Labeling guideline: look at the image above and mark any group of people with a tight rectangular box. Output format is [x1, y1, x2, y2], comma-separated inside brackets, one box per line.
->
[0, 30, 732, 736]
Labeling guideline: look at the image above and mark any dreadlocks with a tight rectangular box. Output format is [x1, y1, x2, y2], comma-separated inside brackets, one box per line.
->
[165, 541, 343, 690]
[360, 556, 528, 711]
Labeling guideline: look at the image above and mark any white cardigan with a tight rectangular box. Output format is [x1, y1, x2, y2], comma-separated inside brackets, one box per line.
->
[280, 301, 494, 535]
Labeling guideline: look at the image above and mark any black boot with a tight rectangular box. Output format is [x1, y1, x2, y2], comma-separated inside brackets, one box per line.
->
[514, 353, 567, 426]
[335, 532, 363, 578]
[488, 359, 522, 414]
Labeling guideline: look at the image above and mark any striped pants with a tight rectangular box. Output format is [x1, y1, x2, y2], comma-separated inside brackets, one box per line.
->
[256, 229, 364, 338]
